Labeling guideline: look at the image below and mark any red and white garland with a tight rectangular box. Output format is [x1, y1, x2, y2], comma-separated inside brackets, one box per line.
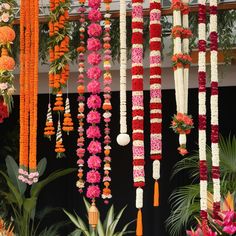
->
[198, 0, 208, 230]
[171, 0, 193, 155]
[76, 0, 86, 193]
[117, 0, 130, 146]
[210, 0, 220, 220]
[102, 0, 113, 203]
[149, 0, 162, 207]
[131, 0, 145, 234]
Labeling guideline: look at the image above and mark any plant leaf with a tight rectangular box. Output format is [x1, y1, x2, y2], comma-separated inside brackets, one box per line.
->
[37, 158, 47, 177]
[103, 205, 114, 235]
[5, 155, 27, 196]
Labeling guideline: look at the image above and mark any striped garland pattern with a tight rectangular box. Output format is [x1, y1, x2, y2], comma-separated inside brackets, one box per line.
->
[149, 0, 162, 207]
[131, 0, 145, 234]
[210, 0, 220, 219]
[198, 0, 208, 229]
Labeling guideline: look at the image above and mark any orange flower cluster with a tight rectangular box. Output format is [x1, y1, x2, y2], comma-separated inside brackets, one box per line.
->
[44, 103, 55, 139]
[19, 0, 39, 183]
[48, 0, 70, 92]
[0, 218, 14, 236]
[62, 97, 74, 133]
[0, 26, 16, 44]
[172, 53, 192, 70]
[53, 90, 64, 112]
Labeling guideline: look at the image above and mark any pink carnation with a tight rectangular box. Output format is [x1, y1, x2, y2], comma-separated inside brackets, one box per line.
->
[88, 52, 102, 65]
[87, 140, 102, 154]
[88, 23, 102, 37]
[86, 170, 101, 184]
[87, 38, 102, 51]
[104, 86, 111, 93]
[87, 111, 101, 124]
[86, 125, 101, 139]
[87, 155, 101, 169]
[87, 94, 101, 109]
[88, 9, 102, 22]
[87, 67, 102, 80]
[88, 0, 101, 8]
[86, 185, 100, 199]
[87, 80, 101, 94]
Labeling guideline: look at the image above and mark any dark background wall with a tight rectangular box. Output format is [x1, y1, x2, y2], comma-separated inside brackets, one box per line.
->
[0, 87, 236, 236]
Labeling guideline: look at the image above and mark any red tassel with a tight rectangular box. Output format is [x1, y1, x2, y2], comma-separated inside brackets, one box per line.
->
[136, 209, 143, 236]
[153, 180, 159, 207]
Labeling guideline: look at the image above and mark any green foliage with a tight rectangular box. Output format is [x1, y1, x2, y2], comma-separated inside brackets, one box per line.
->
[0, 156, 76, 236]
[166, 135, 236, 236]
[64, 198, 134, 236]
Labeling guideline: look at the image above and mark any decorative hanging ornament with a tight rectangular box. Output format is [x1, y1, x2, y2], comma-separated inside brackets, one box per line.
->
[44, 103, 55, 139]
[0, 0, 16, 113]
[76, 0, 86, 193]
[18, 0, 39, 185]
[209, 0, 220, 220]
[131, 0, 145, 234]
[62, 97, 74, 134]
[117, 0, 130, 146]
[171, 0, 193, 155]
[149, 0, 162, 207]
[55, 117, 65, 158]
[198, 0, 208, 231]
[102, 0, 113, 204]
[86, 0, 103, 228]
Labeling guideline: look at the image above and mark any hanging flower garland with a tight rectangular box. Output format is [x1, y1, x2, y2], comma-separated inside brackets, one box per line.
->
[171, 0, 193, 155]
[131, 0, 145, 235]
[48, 0, 71, 157]
[76, 0, 86, 193]
[0, 98, 8, 123]
[149, 0, 162, 207]
[0, 0, 16, 113]
[116, 0, 130, 146]
[101, 0, 112, 204]
[210, 0, 220, 220]
[18, 0, 39, 185]
[44, 102, 55, 139]
[198, 0, 208, 231]
[86, 0, 103, 228]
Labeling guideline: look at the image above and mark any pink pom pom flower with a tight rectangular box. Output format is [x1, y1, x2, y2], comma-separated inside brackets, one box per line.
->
[86, 170, 101, 183]
[87, 110, 101, 124]
[87, 80, 101, 94]
[88, 0, 101, 9]
[86, 125, 101, 139]
[87, 94, 101, 109]
[87, 38, 102, 51]
[87, 140, 102, 154]
[88, 52, 102, 66]
[86, 185, 100, 199]
[88, 9, 102, 22]
[87, 67, 102, 80]
[88, 155, 101, 169]
[88, 23, 102, 37]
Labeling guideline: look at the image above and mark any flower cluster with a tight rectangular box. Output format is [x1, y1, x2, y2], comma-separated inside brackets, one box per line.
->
[0, 98, 8, 123]
[62, 97, 74, 133]
[102, 0, 113, 203]
[0, 1, 16, 113]
[215, 211, 236, 235]
[44, 103, 55, 139]
[76, 2, 86, 193]
[171, 113, 194, 134]
[86, 0, 102, 201]
[171, 26, 192, 39]
[172, 53, 192, 70]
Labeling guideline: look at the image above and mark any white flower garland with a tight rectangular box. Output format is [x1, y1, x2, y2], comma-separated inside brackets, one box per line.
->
[117, 0, 130, 146]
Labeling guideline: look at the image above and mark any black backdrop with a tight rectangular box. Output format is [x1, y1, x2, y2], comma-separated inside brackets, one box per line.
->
[0, 87, 236, 236]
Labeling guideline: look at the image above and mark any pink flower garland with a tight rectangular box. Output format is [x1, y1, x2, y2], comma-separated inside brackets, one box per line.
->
[131, 0, 145, 234]
[149, 0, 162, 207]
[102, 0, 112, 204]
[76, 1, 86, 193]
[86, 0, 102, 201]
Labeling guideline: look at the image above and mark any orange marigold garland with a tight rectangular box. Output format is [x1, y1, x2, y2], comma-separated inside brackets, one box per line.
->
[0, 0, 17, 113]
[44, 103, 55, 139]
[18, 0, 39, 184]
[62, 96, 74, 134]
[76, 0, 86, 193]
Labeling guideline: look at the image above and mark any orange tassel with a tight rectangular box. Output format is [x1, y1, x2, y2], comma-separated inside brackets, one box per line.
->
[153, 180, 159, 207]
[89, 202, 99, 229]
[136, 209, 143, 236]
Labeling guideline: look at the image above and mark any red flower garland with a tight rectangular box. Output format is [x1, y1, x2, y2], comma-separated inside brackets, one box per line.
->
[0, 99, 8, 123]
[149, 0, 162, 207]
[131, 0, 145, 234]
